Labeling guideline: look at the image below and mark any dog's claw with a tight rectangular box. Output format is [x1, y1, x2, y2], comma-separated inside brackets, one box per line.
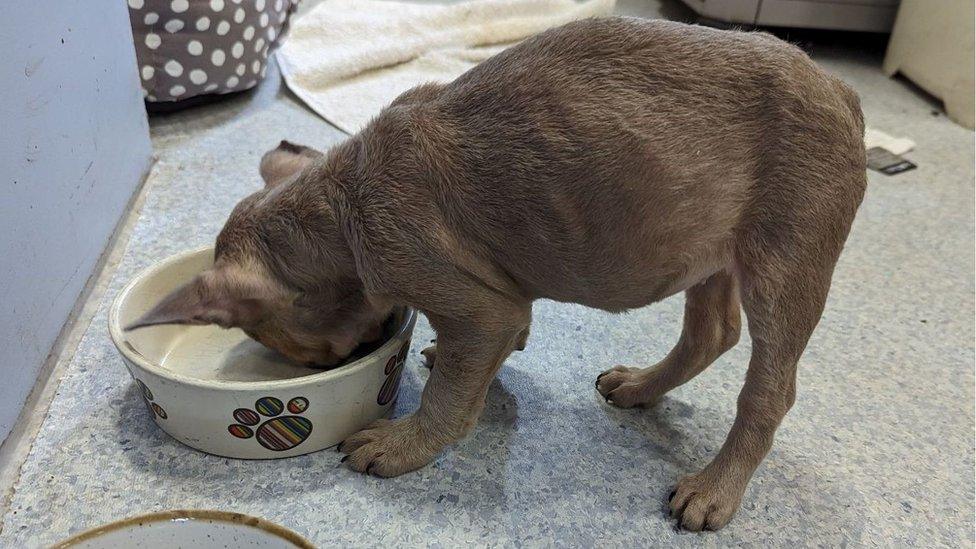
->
[595, 371, 610, 391]
[668, 490, 676, 502]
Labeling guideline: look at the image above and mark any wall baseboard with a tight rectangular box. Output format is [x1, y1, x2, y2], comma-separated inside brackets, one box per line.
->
[0, 156, 156, 530]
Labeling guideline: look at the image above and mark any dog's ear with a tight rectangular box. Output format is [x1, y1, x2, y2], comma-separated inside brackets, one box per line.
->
[259, 140, 324, 188]
[125, 268, 268, 331]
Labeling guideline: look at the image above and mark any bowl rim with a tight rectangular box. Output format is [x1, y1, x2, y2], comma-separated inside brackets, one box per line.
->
[108, 246, 417, 391]
[50, 509, 315, 548]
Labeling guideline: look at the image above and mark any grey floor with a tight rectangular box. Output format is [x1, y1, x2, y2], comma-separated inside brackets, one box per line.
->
[3, 1, 974, 547]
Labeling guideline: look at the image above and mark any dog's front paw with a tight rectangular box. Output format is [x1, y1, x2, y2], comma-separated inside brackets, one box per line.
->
[595, 365, 662, 408]
[668, 470, 744, 531]
[337, 416, 441, 477]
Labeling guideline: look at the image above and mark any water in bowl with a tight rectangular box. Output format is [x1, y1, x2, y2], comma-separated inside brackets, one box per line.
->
[155, 313, 399, 382]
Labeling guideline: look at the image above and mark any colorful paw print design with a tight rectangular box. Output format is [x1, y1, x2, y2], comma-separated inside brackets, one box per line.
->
[135, 379, 167, 420]
[377, 340, 411, 406]
[228, 397, 312, 451]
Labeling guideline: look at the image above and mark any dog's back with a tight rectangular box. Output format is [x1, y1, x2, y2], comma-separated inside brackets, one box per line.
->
[355, 17, 865, 311]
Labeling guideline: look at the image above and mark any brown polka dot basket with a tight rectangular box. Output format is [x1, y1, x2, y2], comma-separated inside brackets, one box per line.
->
[127, 0, 299, 102]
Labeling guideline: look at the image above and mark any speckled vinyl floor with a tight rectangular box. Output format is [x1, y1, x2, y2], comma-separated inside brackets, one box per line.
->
[2, 2, 974, 546]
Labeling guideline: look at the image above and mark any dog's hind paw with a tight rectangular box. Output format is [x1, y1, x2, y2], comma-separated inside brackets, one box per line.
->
[595, 365, 663, 408]
[337, 416, 441, 477]
[668, 471, 743, 531]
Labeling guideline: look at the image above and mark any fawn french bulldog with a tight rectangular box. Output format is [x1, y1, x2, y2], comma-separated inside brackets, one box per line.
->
[129, 18, 866, 530]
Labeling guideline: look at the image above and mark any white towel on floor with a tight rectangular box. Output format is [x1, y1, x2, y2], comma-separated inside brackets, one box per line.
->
[864, 127, 915, 155]
[276, 0, 616, 133]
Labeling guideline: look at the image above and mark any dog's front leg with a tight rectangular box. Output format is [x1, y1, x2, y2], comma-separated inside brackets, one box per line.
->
[422, 320, 530, 368]
[339, 304, 529, 477]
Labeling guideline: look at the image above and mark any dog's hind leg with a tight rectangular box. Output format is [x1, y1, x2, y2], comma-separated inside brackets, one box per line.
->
[596, 269, 741, 408]
[668, 250, 834, 530]
[668, 171, 862, 530]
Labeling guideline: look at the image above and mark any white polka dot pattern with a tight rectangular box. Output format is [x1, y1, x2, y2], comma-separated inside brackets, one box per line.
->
[128, 0, 299, 102]
[164, 59, 183, 77]
[164, 18, 184, 33]
[189, 69, 208, 84]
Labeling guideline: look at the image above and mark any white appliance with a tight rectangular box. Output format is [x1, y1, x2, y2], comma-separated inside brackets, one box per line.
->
[679, 0, 900, 33]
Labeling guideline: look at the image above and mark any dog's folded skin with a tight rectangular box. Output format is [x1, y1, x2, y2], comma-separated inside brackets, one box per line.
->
[132, 18, 866, 531]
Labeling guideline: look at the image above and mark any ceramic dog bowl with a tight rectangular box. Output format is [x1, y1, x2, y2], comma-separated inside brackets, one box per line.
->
[52, 510, 314, 548]
[109, 246, 416, 459]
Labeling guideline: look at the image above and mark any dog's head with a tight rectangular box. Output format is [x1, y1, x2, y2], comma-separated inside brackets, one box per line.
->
[126, 141, 391, 367]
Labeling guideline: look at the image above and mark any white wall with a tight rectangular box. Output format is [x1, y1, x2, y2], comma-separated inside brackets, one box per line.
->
[0, 1, 153, 442]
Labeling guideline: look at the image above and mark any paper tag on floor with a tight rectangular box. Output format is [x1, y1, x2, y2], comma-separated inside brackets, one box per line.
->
[866, 146, 917, 175]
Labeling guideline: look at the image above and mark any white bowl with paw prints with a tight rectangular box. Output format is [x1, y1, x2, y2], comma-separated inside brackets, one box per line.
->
[109, 247, 416, 459]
